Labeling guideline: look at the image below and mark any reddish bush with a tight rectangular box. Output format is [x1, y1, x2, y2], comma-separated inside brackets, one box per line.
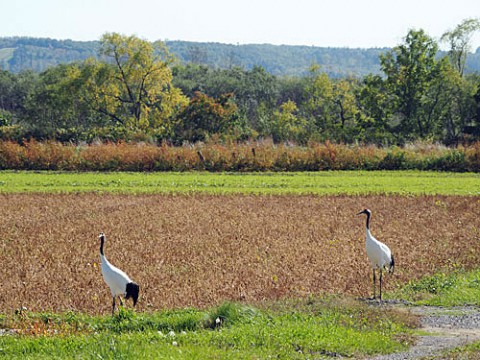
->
[0, 140, 479, 172]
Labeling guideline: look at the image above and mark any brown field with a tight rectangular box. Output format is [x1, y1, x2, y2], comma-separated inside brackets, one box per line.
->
[1, 194, 479, 314]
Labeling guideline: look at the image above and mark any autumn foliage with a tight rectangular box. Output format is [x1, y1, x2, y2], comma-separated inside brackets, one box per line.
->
[0, 140, 480, 172]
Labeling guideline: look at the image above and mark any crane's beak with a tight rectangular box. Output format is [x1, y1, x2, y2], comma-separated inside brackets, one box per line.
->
[357, 210, 367, 215]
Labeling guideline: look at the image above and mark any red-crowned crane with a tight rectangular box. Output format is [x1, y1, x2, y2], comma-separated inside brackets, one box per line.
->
[357, 209, 394, 300]
[98, 232, 139, 315]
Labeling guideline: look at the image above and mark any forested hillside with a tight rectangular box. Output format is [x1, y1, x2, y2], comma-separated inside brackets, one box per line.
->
[165, 41, 388, 77]
[0, 22, 479, 147]
[0, 38, 98, 73]
[2, 36, 480, 77]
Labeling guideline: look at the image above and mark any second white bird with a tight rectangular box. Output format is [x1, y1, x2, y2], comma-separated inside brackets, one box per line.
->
[98, 232, 139, 315]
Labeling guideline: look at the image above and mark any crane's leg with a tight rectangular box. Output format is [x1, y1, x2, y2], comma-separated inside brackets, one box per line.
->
[112, 297, 116, 316]
[379, 269, 383, 301]
[372, 269, 376, 300]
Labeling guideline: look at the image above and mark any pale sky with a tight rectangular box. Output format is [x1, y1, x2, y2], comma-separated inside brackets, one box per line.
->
[3, 0, 480, 50]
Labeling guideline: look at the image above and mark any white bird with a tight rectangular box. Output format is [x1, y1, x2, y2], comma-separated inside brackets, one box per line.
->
[357, 209, 394, 300]
[98, 232, 139, 315]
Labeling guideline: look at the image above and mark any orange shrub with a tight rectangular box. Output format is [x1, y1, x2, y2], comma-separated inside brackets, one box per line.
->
[0, 140, 479, 172]
[22, 140, 78, 170]
[0, 141, 27, 169]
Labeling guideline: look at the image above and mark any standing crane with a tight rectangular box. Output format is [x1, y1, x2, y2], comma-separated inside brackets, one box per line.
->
[98, 232, 139, 315]
[357, 209, 394, 300]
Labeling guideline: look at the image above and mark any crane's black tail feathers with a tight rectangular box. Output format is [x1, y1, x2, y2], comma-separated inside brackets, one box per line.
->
[389, 254, 395, 275]
[125, 282, 140, 306]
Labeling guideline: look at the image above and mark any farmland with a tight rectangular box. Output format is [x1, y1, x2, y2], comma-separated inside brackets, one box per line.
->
[1, 192, 479, 313]
[1, 171, 479, 358]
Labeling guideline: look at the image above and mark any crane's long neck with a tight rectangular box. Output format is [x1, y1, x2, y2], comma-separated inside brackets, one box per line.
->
[365, 212, 371, 230]
[100, 236, 105, 256]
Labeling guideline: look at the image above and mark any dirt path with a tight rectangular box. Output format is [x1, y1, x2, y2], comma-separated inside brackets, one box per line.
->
[371, 305, 480, 360]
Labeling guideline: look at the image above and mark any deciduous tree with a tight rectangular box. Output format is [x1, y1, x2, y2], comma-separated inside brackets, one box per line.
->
[80, 33, 188, 135]
[272, 100, 306, 142]
[175, 91, 238, 143]
[441, 18, 480, 76]
[380, 29, 441, 139]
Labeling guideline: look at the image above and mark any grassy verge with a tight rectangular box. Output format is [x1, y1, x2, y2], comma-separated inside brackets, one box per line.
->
[3, 268, 479, 359]
[0, 298, 417, 359]
[390, 268, 480, 306]
[0, 170, 479, 195]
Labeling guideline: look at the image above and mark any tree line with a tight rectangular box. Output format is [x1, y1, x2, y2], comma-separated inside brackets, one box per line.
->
[0, 19, 479, 146]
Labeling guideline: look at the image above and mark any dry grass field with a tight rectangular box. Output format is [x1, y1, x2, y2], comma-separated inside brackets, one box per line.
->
[1, 194, 479, 314]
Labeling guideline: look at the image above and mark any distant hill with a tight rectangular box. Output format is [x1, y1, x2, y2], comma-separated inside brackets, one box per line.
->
[0, 37, 98, 73]
[165, 41, 389, 77]
[1, 37, 479, 77]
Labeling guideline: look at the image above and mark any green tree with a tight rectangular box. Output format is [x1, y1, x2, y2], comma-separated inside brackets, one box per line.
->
[79, 33, 188, 135]
[331, 79, 359, 130]
[172, 64, 279, 138]
[241, 66, 279, 119]
[380, 29, 442, 140]
[420, 58, 460, 142]
[441, 18, 480, 76]
[0, 70, 37, 121]
[356, 74, 396, 144]
[272, 100, 306, 143]
[24, 64, 96, 137]
[433, 69, 479, 144]
[172, 64, 211, 98]
[175, 91, 238, 143]
[302, 65, 334, 135]
[301, 65, 361, 142]
[0, 70, 18, 113]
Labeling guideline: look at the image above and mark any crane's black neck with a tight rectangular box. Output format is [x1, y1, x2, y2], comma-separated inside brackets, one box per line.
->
[100, 235, 105, 256]
[365, 212, 371, 230]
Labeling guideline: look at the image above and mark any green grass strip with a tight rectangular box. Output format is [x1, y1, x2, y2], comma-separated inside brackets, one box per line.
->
[0, 299, 414, 359]
[392, 268, 480, 306]
[0, 170, 479, 195]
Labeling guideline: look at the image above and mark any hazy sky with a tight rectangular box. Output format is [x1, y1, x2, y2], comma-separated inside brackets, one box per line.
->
[3, 0, 480, 50]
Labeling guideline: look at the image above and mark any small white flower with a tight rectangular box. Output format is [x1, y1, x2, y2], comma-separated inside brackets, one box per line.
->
[172, 341, 178, 346]
[158, 331, 164, 337]
[168, 330, 176, 337]
[181, 331, 187, 335]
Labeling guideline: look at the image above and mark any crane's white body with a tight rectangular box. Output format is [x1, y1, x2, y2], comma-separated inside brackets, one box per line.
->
[365, 228, 392, 271]
[100, 254, 132, 297]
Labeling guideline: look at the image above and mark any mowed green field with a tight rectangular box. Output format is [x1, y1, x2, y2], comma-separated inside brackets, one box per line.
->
[0, 170, 479, 195]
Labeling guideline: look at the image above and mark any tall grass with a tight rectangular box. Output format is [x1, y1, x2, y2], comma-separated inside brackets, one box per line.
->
[0, 140, 479, 171]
